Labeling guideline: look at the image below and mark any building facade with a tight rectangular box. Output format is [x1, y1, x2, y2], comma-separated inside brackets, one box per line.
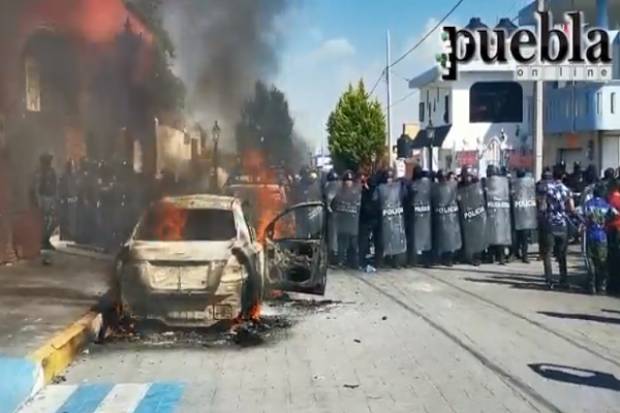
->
[409, 60, 535, 176]
[409, 0, 620, 176]
[518, 0, 620, 173]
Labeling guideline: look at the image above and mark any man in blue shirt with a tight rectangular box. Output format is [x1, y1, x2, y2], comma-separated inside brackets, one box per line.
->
[537, 167, 575, 289]
[583, 186, 618, 295]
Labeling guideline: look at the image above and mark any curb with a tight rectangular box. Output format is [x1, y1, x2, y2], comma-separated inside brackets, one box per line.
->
[29, 311, 103, 384]
[2, 311, 104, 413]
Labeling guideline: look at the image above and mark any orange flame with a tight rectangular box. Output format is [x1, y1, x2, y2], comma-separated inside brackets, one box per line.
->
[151, 202, 188, 241]
[240, 150, 286, 242]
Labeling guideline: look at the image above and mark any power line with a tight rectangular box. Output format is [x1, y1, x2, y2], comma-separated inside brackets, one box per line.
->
[391, 69, 410, 83]
[368, 68, 386, 96]
[390, 90, 417, 109]
[389, 0, 465, 69]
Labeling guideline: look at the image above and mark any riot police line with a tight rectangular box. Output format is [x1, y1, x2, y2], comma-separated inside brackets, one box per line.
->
[315, 165, 539, 273]
[33, 153, 165, 252]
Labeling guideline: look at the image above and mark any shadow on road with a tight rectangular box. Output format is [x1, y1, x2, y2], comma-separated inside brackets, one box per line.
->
[538, 311, 620, 325]
[464, 277, 548, 291]
[602, 309, 620, 315]
[529, 363, 620, 391]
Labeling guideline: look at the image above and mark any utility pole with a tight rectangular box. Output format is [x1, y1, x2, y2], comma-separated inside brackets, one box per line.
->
[386, 30, 393, 166]
[534, 0, 545, 179]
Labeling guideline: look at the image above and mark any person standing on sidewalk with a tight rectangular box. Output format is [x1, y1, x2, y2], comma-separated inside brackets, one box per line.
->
[583, 186, 618, 295]
[32, 153, 58, 250]
[536, 167, 575, 289]
[607, 179, 620, 293]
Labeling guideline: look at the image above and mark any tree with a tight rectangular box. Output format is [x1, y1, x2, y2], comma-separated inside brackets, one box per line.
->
[235, 81, 306, 169]
[327, 80, 386, 172]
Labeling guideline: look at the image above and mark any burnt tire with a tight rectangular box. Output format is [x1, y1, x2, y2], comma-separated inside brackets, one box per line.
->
[233, 248, 263, 319]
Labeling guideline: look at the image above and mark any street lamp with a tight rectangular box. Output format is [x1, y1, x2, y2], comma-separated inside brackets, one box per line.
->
[211, 121, 221, 193]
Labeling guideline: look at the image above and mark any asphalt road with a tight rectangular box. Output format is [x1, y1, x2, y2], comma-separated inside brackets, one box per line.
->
[19, 258, 620, 413]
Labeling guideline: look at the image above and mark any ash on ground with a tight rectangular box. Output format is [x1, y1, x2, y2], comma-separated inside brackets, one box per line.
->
[266, 293, 347, 312]
[98, 314, 295, 349]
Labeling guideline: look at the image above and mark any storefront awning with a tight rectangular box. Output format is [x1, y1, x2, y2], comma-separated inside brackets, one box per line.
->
[411, 125, 452, 149]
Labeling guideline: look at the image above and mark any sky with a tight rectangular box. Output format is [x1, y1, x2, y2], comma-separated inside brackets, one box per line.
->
[273, 0, 531, 152]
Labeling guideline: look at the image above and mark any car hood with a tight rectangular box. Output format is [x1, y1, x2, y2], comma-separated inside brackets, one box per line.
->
[128, 240, 238, 262]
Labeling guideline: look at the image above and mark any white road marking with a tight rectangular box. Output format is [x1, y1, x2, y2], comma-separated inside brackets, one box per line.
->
[92, 384, 150, 413]
[19, 385, 77, 413]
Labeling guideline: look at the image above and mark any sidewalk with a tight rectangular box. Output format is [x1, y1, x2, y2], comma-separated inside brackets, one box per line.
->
[0, 244, 112, 413]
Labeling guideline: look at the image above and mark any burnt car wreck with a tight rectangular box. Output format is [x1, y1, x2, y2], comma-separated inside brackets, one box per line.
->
[112, 194, 327, 327]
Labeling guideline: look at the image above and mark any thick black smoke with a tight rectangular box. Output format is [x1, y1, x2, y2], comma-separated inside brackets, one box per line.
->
[162, 0, 290, 146]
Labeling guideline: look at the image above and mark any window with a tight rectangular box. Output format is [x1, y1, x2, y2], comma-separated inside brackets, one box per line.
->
[419, 102, 425, 122]
[444, 95, 450, 124]
[611, 92, 616, 114]
[469, 82, 523, 123]
[597, 92, 602, 114]
[136, 204, 237, 241]
[25, 57, 41, 112]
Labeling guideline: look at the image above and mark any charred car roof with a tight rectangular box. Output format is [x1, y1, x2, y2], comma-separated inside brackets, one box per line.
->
[158, 194, 239, 210]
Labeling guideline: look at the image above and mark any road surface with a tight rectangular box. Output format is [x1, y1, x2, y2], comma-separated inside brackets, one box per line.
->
[20, 259, 620, 413]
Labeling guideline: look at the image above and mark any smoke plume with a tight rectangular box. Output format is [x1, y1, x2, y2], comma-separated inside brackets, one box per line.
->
[162, 0, 290, 146]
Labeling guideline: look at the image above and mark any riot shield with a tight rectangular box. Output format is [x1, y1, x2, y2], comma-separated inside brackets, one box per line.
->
[485, 176, 512, 246]
[378, 182, 407, 256]
[332, 184, 362, 236]
[324, 181, 341, 253]
[295, 181, 324, 237]
[512, 177, 538, 231]
[407, 178, 432, 252]
[431, 181, 462, 254]
[458, 182, 488, 256]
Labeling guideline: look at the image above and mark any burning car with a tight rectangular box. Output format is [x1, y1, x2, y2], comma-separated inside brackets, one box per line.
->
[113, 194, 326, 327]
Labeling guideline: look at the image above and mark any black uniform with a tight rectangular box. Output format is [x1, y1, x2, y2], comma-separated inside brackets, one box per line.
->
[33, 156, 58, 250]
[359, 173, 381, 269]
[59, 162, 79, 241]
[332, 176, 361, 269]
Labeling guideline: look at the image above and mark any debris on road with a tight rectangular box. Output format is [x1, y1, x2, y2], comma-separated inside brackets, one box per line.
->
[343, 384, 360, 389]
[354, 339, 361, 343]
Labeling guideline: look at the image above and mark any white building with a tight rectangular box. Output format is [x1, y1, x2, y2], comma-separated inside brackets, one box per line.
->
[409, 58, 535, 176]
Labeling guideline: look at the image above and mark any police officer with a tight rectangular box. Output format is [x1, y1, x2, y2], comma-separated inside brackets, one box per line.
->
[484, 165, 510, 265]
[374, 168, 407, 268]
[113, 160, 136, 247]
[96, 161, 116, 251]
[511, 169, 537, 263]
[332, 170, 361, 269]
[324, 170, 340, 265]
[405, 165, 432, 267]
[59, 159, 79, 241]
[358, 170, 380, 273]
[457, 166, 487, 267]
[33, 153, 57, 250]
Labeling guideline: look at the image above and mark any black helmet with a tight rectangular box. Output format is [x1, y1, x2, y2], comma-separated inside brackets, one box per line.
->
[436, 169, 445, 182]
[461, 165, 472, 178]
[486, 165, 497, 177]
[342, 170, 354, 181]
[327, 169, 339, 182]
[604, 168, 615, 180]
